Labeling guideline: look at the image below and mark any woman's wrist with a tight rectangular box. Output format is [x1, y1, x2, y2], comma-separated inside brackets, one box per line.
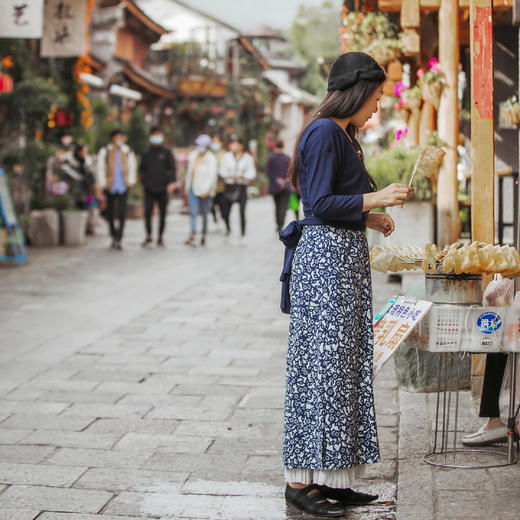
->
[362, 191, 380, 212]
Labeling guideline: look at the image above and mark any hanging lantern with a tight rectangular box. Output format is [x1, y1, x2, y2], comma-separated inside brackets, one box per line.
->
[55, 109, 74, 127]
[0, 73, 13, 94]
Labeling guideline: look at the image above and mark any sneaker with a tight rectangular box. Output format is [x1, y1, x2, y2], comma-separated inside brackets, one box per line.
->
[462, 425, 509, 446]
[184, 236, 196, 248]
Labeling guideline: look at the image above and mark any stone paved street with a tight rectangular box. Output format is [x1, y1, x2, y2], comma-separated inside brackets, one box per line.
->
[0, 196, 518, 519]
[0, 197, 399, 519]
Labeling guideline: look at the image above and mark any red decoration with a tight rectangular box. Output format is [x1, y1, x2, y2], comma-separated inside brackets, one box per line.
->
[0, 73, 13, 93]
[55, 109, 74, 127]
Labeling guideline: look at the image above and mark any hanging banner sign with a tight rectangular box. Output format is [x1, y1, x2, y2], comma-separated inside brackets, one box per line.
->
[41, 0, 86, 57]
[373, 296, 432, 377]
[0, 0, 44, 39]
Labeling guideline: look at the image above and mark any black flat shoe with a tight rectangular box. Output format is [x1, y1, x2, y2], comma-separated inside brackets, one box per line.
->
[285, 484, 345, 517]
[316, 485, 379, 505]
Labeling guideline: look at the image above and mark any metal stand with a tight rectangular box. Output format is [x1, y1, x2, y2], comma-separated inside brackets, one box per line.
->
[424, 352, 519, 469]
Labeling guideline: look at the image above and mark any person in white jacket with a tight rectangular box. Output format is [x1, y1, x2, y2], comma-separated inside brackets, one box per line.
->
[185, 134, 218, 247]
[96, 129, 137, 249]
[219, 136, 256, 237]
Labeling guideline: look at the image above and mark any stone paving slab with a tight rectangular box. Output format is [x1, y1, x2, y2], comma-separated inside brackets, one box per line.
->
[0, 510, 40, 520]
[0, 485, 113, 513]
[0, 414, 96, 431]
[0, 462, 86, 487]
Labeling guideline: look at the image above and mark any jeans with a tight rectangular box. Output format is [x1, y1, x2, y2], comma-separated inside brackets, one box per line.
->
[221, 184, 248, 235]
[272, 192, 290, 232]
[189, 189, 211, 235]
[105, 190, 127, 241]
[145, 190, 168, 239]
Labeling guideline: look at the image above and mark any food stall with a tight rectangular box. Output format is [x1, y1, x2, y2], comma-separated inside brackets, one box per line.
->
[370, 242, 520, 468]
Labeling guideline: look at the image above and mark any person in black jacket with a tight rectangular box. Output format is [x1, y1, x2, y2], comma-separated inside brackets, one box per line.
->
[140, 127, 177, 247]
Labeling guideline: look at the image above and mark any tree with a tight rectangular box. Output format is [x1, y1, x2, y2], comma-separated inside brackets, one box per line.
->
[290, 1, 342, 97]
[126, 107, 149, 156]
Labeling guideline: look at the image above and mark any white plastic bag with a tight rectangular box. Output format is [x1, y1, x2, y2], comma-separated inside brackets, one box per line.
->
[482, 274, 515, 306]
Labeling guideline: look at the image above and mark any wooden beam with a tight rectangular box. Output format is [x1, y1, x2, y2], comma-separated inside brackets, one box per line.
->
[470, 0, 495, 397]
[378, 0, 512, 10]
[470, 0, 494, 243]
[436, 0, 460, 247]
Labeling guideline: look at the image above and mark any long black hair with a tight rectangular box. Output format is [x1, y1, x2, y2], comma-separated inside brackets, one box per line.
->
[288, 79, 384, 190]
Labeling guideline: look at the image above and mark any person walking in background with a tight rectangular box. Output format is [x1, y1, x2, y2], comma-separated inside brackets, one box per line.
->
[58, 143, 98, 234]
[266, 139, 291, 233]
[219, 136, 256, 238]
[185, 134, 218, 247]
[97, 129, 137, 250]
[139, 127, 177, 248]
[210, 136, 226, 225]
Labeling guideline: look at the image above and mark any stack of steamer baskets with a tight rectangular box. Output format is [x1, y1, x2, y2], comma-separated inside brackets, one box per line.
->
[370, 242, 520, 353]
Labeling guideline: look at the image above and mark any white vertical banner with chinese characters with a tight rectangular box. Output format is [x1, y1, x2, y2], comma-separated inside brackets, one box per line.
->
[41, 0, 87, 57]
[0, 0, 44, 38]
[373, 296, 432, 377]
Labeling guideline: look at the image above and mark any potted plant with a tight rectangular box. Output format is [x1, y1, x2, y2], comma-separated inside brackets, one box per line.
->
[341, 11, 402, 66]
[127, 182, 144, 219]
[62, 205, 88, 246]
[47, 193, 87, 247]
[501, 96, 520, 126]
[418, 58, 444, 110]
[403, 86, 422, 112]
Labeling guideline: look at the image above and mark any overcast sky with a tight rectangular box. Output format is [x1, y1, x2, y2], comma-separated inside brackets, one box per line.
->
[187, 0, 342, 31]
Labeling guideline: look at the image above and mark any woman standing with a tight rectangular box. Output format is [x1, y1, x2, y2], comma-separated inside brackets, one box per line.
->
[185, 134, 218, 247]
[219, 136, 256, 238]
[282, 52, 412, 517]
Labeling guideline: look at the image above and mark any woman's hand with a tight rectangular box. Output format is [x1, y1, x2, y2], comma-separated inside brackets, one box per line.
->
[363, 183, 413, 211]
[366, 213, 395, 237]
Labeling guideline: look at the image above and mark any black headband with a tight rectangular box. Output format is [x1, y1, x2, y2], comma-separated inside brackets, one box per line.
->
[327, 52, 386, 92]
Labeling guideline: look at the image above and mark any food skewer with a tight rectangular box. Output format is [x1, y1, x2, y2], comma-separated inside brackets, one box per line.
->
[401, 145, 446, 207]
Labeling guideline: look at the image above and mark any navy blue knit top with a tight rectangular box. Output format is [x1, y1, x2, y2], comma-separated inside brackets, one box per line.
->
[298, 118, 372, 231]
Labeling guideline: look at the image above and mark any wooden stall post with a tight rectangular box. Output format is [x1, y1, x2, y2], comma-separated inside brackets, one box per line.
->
[470, 0, 495, 396]
[437, 0, 460, 248]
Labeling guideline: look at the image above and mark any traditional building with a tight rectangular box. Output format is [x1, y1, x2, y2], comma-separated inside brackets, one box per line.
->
[90, 0, 173, 121]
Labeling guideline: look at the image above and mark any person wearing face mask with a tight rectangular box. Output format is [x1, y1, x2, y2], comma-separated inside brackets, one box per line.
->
[96, 129, 137, 250]
[219, 135, 256, 238]
[185, 134, 218, 247]
[139, 127, 177, 248]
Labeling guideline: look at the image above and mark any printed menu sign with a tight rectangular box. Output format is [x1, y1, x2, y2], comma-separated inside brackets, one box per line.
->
[373, 296, 432, 376]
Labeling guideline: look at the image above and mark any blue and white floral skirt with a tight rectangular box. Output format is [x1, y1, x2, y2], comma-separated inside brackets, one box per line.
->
[283, 225, 380, 486]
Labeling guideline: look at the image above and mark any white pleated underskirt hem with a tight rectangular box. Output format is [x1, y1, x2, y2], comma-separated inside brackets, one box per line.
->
[284, 465, 367, 488]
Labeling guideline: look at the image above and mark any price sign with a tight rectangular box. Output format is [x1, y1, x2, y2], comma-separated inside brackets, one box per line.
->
[373, 296, 432, 377]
